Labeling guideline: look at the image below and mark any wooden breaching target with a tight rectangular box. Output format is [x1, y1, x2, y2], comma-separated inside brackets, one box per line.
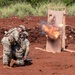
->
[46, 7, 66, 53]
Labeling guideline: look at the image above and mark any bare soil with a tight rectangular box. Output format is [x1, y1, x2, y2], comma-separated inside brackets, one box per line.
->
[0, 16, 75, 75]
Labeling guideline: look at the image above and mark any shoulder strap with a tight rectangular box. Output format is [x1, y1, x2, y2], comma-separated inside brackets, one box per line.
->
[5, 28, 17, 36]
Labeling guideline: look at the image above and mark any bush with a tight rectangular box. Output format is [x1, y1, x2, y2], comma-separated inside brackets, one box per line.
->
[0, 2, 75, 18]
[67, 4, 75, 16]
[0, 3, 35, 18]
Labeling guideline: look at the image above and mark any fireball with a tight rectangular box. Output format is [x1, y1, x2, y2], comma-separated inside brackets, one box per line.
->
[42, 24, 60, 40]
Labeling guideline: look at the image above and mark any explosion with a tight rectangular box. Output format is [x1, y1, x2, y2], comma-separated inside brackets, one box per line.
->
[42, 24, 60, 40]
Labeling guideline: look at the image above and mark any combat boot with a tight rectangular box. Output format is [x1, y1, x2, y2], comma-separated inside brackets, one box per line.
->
[3, 65, 11, 69]
[10, 59, 16, 67]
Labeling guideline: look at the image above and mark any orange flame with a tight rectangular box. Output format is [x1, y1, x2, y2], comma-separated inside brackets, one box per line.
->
[42, 24, 60, 40]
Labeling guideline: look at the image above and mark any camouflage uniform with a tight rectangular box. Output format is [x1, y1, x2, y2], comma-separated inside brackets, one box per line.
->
[11, 32, 30, 66]
[1, 37, 11, 65]
[1, 28, 20, 65]
[15, 39, 29, 66]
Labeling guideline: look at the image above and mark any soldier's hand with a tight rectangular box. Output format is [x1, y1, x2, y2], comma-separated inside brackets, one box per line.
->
[23, 56, 27, 60]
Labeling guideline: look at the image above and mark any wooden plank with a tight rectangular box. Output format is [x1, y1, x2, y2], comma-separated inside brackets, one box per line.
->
[64, 49, 75, 53]
[35, 47, 46, 51]
[47, 7, 66, 53]
[46, 37, 61, 53]
[61, 9, 66, 50]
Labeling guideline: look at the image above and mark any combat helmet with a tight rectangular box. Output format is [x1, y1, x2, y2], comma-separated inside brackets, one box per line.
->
[19, 25, 26, 31]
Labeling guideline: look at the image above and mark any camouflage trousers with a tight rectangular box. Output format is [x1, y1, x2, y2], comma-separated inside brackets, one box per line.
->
[15, 59, 24, 66]
[2, 42, 24, 66]
[11, 45, 25, 66]
[1, 37, 11, 65]
[14, 38, 30, 66]
[2, 43, 11, 65]
[3, 53, 11, 65]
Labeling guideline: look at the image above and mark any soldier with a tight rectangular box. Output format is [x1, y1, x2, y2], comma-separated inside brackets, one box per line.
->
[10, 31, 30, 67]
[1, 25, 26, 68]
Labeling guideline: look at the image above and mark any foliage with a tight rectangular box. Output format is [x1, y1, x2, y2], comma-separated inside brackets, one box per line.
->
[67, 4, 75, 16]
[62, 0, 73, 6]
[0, 0, 75, 7]
[0, 3, 35, 18]
[0, 2, 75, 18]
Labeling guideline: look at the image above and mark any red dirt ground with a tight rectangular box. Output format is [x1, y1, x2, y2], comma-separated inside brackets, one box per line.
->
[0, 16, 75, 75]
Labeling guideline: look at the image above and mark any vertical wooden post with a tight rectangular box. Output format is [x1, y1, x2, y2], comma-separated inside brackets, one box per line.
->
[61, 8, 66, 50]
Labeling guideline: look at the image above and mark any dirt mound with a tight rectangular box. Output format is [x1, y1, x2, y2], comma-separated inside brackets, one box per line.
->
[66, 25, 75, 44]
[0, 24, 74, 47]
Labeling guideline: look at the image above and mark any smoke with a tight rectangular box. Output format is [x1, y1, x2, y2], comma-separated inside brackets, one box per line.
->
[40, 20, 48, 35]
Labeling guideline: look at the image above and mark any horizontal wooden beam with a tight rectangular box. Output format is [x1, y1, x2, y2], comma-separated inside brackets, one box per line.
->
[64, 49, 75, 52]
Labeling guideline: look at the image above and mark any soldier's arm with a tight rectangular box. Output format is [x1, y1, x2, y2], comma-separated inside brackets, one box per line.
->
[13, 31, 19, 42]
[24, 39, 30, 60]
[25, 45, 29, 56]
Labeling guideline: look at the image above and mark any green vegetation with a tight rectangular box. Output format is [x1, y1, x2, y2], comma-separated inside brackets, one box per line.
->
[0, 0, 75, 18]
[0, 3, 36, 18]
[67, 4, 75, 16]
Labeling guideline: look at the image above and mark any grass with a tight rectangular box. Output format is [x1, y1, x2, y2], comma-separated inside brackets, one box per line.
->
[0, 2, 75, 18]
[67, 4, 75, 16]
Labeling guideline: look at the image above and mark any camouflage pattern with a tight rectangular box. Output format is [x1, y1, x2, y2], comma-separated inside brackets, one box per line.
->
[1, 37, 11, 65]
[5, 28, 20, 41]
[1, 26, 30, 66]
[21, 38, 30, 57]
[19, 31, 30, 57]
[12, 38, 30, 66]
[1, 28, 20, 65]
[16, 59, 24, 65]
[19, 25, 26, 31]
